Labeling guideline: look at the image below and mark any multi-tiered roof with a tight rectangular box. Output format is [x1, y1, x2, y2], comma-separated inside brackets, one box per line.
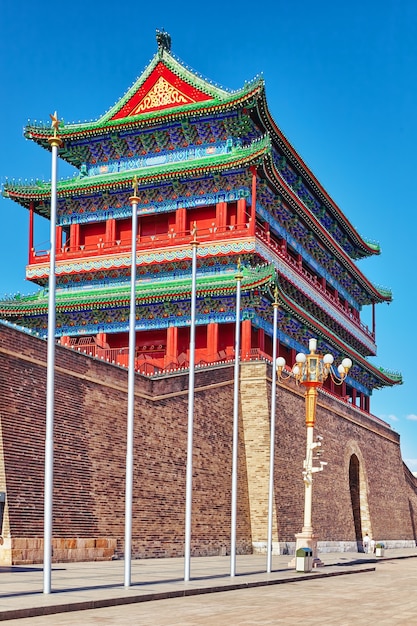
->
[1, 31, 401, 398]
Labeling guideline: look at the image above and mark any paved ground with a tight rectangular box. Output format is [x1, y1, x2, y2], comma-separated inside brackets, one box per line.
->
[1, 549, 416, 624]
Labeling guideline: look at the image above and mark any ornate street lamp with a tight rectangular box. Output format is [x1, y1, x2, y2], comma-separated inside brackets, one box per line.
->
[276, 337, 352, 567]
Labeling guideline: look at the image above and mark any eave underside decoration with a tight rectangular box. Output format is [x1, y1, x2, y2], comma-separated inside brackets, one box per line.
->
[278, 274, 374, 356]
[257, 157, 392, 304]
[0, 263, 275, 318]
[3, 136, 268, 215]
[53, 112, 258, 171]
[254, 96, 380, 259]
[273, 150, 360, 259]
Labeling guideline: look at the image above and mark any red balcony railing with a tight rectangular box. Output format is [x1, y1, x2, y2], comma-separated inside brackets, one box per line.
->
[255, 227, 375, 341]
[30, 222, 253, 264]
[31, 218, 373, 343]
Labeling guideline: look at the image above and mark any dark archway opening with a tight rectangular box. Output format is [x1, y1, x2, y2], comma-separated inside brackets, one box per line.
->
[349, 454, 363, 552]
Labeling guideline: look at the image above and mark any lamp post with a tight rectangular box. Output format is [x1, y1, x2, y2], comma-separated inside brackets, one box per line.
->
[276, 338, 352, 567]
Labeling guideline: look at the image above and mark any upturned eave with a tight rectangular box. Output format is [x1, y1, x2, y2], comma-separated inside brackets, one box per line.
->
[254, 93, 380, 260]
[261, 151, 392, 305]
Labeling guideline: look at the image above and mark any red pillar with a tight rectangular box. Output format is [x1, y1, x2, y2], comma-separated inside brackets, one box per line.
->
[258, 328, 265, 353]
[237, 198, 246, 228]
[70, 223, 80, 251]
[96, 332, 107, 348]
[207, 322, 219, 361]
[106, 218, 116, 245]
[241, 319, 252, 361]
[166, 326, 178, 365]
[250, 166, 257, 235]
[56, 225, 63, 251]
[352, 388, 357, 407]
[176, 207, 187, 235]
[216, 201, 227, 233]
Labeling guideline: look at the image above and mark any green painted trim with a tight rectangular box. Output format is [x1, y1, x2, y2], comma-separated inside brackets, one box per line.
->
[0, 264, 275, 314]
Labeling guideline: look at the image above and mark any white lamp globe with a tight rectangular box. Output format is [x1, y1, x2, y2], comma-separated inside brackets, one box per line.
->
[342, 357, 352, 370]
[337, 364, 345, 375]
[276, 356, 286, 369]
[323, 354, 334, 365]
[293, 365, 300, 376]
[296, 353, 306, 364]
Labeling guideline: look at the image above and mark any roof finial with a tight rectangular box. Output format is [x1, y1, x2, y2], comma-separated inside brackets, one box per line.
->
[156, 29, 171, 54]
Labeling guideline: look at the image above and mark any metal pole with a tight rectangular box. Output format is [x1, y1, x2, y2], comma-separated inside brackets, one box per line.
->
[184, 226, 198, 582]
[43, 114, 61, 594]
[303, 423, 315, 533]
[124, 180, 139, 587]
[230, 260, 243, 577]
[267, 295, 279, 572]
[302, 385, 318, 535]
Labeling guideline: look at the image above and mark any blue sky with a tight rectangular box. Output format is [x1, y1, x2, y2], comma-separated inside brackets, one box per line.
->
[1, 1, 417, 467]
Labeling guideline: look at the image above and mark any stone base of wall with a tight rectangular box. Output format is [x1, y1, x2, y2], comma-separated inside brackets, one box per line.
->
[258, 539, 417, 556]
[375, 540, 416, 550]
[0, 537, 117, 565]
[252, 541, 281, 555]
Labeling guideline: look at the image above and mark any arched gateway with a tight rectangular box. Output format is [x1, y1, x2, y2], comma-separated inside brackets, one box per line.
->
[347, 445, 372, 551]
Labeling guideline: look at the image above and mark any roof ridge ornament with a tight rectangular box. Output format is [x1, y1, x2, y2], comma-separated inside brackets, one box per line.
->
[156, 29, 171, 54]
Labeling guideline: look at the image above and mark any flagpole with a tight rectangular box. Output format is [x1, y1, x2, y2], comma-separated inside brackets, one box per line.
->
[267, 286, 279, 572]
[124, 177, 139, 587]
[184, 223, 198, 582]
[230, 258, 243, 577]
[43, 113, 62, 594]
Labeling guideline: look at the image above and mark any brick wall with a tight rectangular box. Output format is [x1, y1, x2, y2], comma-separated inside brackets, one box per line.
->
[0, 324, 251, 563]
[0, 325, 415, 564]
